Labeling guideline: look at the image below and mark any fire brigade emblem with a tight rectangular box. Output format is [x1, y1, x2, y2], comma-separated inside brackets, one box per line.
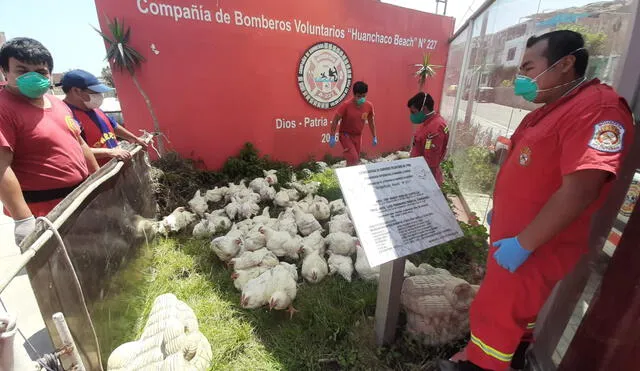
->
[519, 146, 532, 166]
[589, 121, 625, 153]
[297, 42, 352, 110]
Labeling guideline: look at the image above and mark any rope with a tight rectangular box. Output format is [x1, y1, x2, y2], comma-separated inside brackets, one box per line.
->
[36, 353, 62, 371]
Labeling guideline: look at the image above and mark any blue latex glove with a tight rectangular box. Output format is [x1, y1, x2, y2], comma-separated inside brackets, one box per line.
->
[329, 135, 337, 148]
[493, 237, 531, 273]
[373, 137, 378, 146]
[487, 209, 493, 226]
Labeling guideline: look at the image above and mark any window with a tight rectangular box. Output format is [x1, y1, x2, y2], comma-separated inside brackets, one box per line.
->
[506, 47, 517, 61]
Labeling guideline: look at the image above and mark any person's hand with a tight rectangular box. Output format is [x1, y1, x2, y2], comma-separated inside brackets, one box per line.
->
[487, 209, 493, 226]
[372, 137, 378, 146]
[14, 216, 36, 246]
[329, 135, 337, 148]
[109, 148, 132, 161]
[134, 136, 149, 149]
[493, 237, 531, 273]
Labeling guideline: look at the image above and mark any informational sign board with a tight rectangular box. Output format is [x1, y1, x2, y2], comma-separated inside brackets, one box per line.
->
[336, 157, 463, 267]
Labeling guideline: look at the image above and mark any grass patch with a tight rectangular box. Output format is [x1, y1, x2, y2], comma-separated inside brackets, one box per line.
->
[92, 234, 474, 370]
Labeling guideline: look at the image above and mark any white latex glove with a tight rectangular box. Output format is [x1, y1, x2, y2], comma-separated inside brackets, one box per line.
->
[14, 216, 36, 245]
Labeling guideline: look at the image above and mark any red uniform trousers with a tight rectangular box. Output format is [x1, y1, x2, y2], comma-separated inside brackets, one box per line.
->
[4, 198, 62, 218]
[466, 240, 585, 370]
[339, 132, 362, 166]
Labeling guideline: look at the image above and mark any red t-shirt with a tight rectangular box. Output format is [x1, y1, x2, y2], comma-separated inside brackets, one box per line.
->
[410, 113, 449, 185]
[0, 90, 89, 191]
[492, 79, 634, 258]
[337, 98, 374, 135]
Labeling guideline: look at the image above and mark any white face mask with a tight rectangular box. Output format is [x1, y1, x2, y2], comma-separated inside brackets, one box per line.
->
[85, 93, 104, 109]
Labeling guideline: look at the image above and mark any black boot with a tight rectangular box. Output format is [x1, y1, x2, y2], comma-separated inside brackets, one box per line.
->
[510, 341, 530, 370]
[438, 360, 491, 371]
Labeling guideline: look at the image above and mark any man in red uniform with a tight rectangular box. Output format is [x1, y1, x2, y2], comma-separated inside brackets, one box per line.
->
[408, 92, 449, 186]
[439, 30, 635, 371]
[61, 69, 147, 166]
[0, 38, 99, 245]
[329, 81, 377, 166]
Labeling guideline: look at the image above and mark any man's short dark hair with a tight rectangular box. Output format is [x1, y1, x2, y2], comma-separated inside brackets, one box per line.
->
[0, 37, 54, 72]
[407, 92, 434, 112]
[526, 30, 588, 77]
[353, 81, 368, 95]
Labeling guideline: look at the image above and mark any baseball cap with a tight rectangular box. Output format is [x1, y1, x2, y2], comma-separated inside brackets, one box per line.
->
[59, 69, 114, 93]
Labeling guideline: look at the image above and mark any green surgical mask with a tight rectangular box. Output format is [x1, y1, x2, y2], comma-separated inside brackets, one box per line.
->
[356, 97, 366, 105]
[16, 72, 51, 99]
[410, 111, 427, 124]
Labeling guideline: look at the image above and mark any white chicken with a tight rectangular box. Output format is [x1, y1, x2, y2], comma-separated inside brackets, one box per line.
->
[163, 207, 197, 233]
[267, 265, 298, 318]
[327, 252, 354, 282]
[355, 243, 380, 281]
[252, 207, 271, 225]
[249, 177, 269, 193]
[328, 213, 355, 235]
[284, 187, 301, 202]
[205, 186, 228, 203]
[238, 201, 260, 220]
[225, 198, 240, 220]
[275, 208, 298, 237]
[329, 199, 347, 215]
[259, 186, 276, 202]
[293, 205, 322, 236]
[231, 218, 255, 235]
[296, 194, 314, 213]
[260, 226, 302, 260]
[301, 230, 325, 257]
[188, 190, 208, 216]
[310, 202, 331, 221]
[243, 227, 267, 251]
[230, 248, 279, 270]
[206, 210, 232, 233]
[211, 234, 244, 263]
[274, 190, 293, 208]
[240, 270, 272, 309]
[278, 261, 299, 281]
[192, 219, 214, 238]
[263, 170, 278, 185]
[231, 265, 270, 291]
[325, 232, 357, 256]
[290, 181, 320, 196]
[301, 250, 329, 284]
[313, 195, 329, 205]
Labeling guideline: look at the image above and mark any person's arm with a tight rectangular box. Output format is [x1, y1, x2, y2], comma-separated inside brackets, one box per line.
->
[114, 125, 148, 148]
[0, 148, 32, 220]
[79, 137, 100, 172]
[90, 147, 132, 161]
[330, 113, 341, 137]
[518, 170, 609, 252]
[368, 114, 377, 139]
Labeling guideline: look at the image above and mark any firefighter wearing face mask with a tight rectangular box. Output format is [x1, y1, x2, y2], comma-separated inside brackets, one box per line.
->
[61, 70, 147, 166]
[438, 31, 635, 371]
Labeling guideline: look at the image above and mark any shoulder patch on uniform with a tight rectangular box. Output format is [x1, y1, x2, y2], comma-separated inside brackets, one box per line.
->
[588, 121, 625, 153]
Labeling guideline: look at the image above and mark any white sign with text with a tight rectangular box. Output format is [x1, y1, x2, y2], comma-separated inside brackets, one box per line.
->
[336, 157, 463, 267]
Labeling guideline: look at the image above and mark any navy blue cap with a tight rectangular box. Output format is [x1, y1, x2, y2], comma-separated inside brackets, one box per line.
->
[59, 69, 113, 93]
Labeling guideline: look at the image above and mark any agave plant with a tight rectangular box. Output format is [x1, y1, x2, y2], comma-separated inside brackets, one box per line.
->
[414, 53, 443, 91]
[94, 17, 164, 154]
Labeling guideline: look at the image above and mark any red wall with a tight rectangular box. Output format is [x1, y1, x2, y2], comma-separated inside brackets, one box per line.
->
[94, 0, 454, 169]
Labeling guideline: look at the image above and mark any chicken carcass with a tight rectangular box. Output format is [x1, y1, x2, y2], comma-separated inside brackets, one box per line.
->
[192, 219, 214, 238]
[211, 234, 244, 262]
[328, 213, 355, 235]
[249, 177, 269, 193]
[240, 270, 272, 309]
[259, 186, 276, 202]
[163, 207, 197, 233]
[267, 264, 298, 318]
[302, 250, 329, 284]
[243, 227, 267, 252]
[263, 170, 278, 185]
[290, 181, 320, 196]
[206, 210, 232, 233]
[355, 243, 380, 281]
[188, 190, 208, 216]
[293, 205, 322, 236]
[296, 194, 314, 213]
[205, 186, 228, 203]
[284, 187, 300, 202]
[274, 190, 292, 208]
[275, 208, 298, 237]
[327, 252, 354, 282]
[329, 199, 347, 215]
[224, 198, 240, 220]
[301, 230, 325, 257]
[238, 201, 260, 220]
[325, 232, 357, 256]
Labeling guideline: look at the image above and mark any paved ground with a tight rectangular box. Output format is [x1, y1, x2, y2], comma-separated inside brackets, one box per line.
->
[442, 97, 531, 138]
[0, 204, 53, 369]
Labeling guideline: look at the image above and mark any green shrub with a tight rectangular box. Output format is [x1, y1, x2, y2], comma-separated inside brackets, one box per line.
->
[451, 145, 498, 194]
[307, 169, 343, 201]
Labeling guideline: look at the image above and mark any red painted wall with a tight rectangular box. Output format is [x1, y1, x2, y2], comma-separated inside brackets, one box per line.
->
[94, 0, 454, 169]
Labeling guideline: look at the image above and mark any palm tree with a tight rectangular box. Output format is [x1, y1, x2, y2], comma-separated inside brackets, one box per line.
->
[94, 17, 164, 154]
[414, 53, 443, 91]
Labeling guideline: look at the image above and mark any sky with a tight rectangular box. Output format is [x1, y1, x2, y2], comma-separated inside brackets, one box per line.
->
[0, 0, 598, 76]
